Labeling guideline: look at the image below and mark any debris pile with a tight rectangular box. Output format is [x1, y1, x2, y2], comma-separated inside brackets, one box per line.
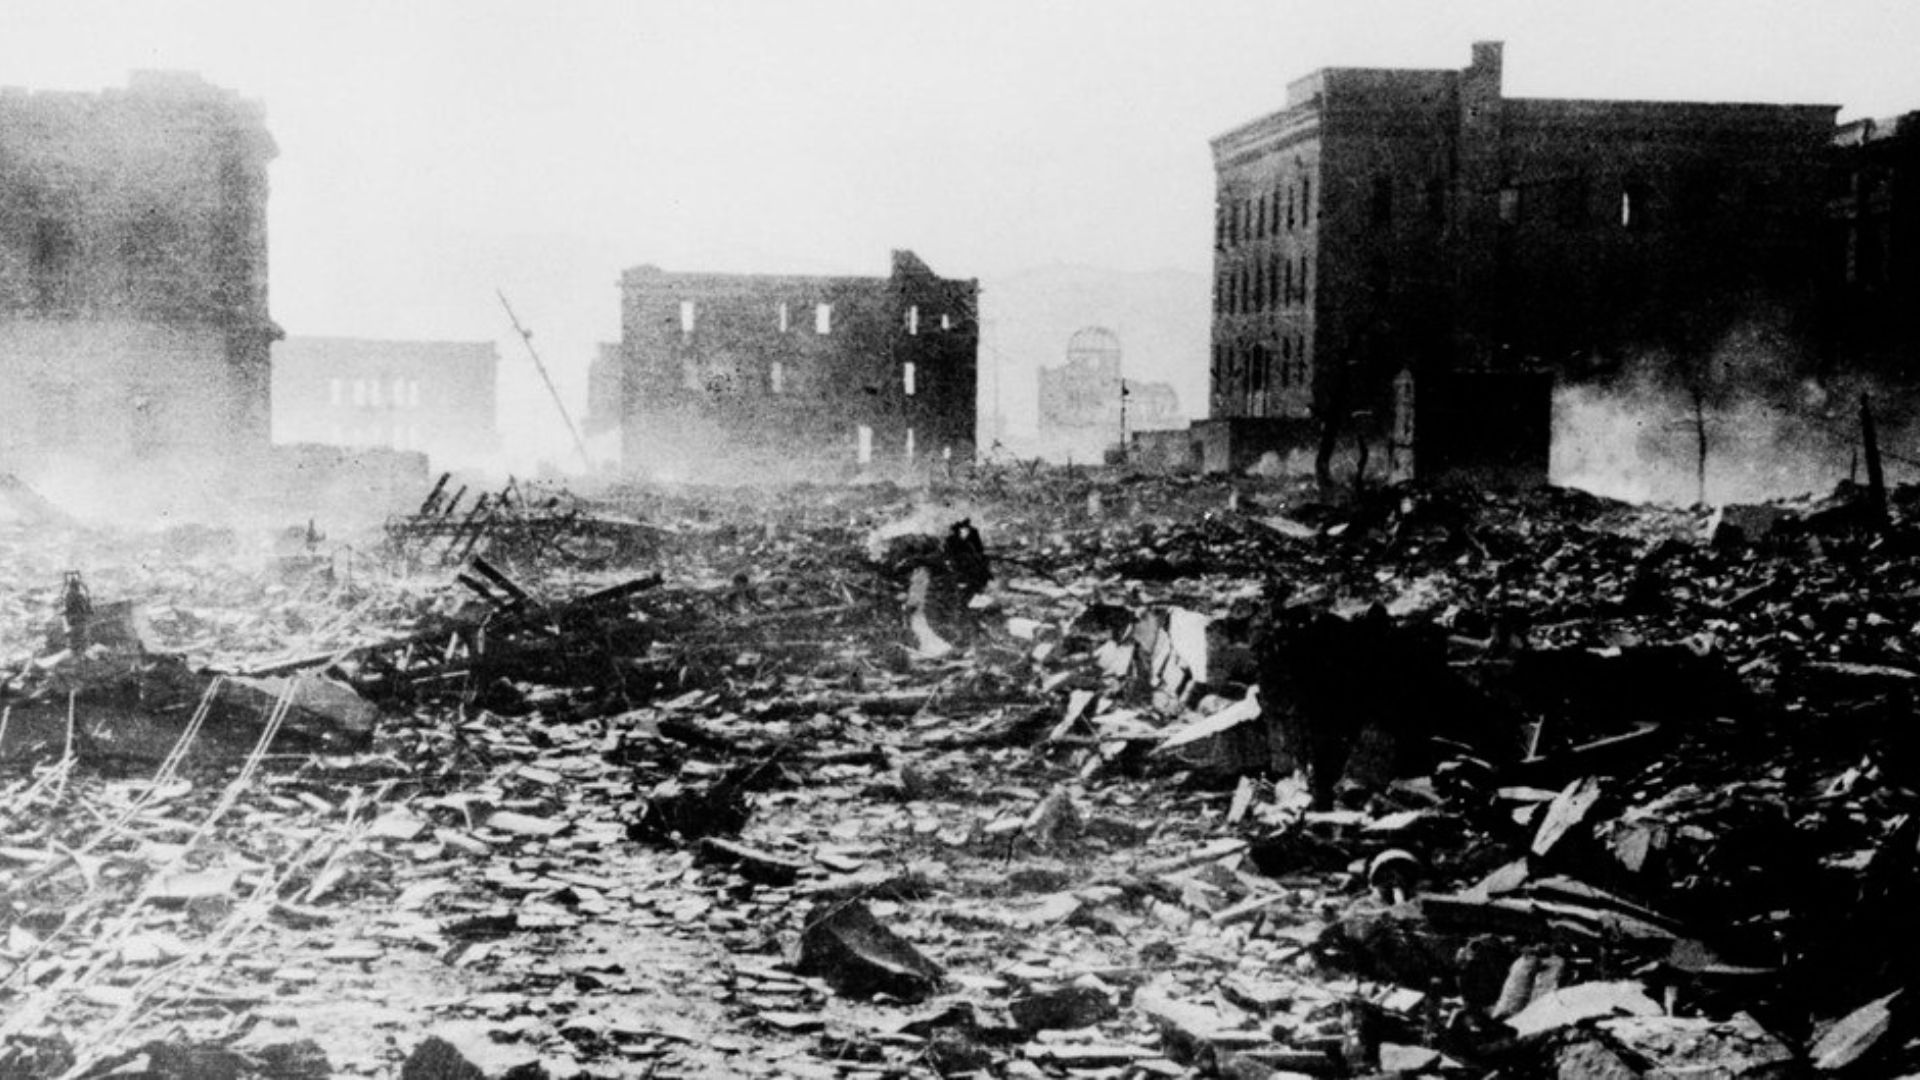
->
[385, 474, 660, 570]
[1, 471, 1918, 1077]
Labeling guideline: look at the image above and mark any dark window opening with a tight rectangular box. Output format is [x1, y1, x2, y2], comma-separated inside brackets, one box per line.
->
[1302, 175, 1312, 226]
[1370, 260, 1391, 299]
[31, 219, 77, 314]
[1677, 167, 1721, 224]
[1557, 176, 1589, 227]
[1370, 175, 1393, 226]
[1861, 218, 1892, 287]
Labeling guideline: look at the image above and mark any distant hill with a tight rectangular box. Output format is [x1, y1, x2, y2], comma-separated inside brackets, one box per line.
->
[977, 264, 1208, 459]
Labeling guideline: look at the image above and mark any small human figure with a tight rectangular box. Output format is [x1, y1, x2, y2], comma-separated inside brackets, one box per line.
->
[61, 571, 92, 656]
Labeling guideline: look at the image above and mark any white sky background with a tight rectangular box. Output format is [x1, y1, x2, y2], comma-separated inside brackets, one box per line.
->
[4, 0, 1919, 470]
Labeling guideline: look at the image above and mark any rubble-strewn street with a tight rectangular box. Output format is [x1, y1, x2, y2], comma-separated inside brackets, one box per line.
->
[3, 467, 1920, 1079]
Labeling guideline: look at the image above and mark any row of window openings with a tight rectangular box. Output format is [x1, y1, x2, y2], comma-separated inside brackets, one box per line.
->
[1217, 336, 1312, 391]
[1243, 172, 1655, 233]
[330, 378, 423, 409]
[1357, 174, 1649, 231]
[1219, 175, 1313, 249]
[853, 425, 952, 466]
[1492, 179, 1660, 230]
[679, 301, 952, 337]
[1218, 254, 1310, 315]
[686, 360, 920, 396]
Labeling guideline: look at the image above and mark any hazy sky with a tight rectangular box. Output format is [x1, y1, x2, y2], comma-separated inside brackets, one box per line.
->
[5, 0, 1920, 466]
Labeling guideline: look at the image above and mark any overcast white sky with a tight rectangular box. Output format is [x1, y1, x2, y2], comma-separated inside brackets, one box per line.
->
[5, 0, 1920, 467]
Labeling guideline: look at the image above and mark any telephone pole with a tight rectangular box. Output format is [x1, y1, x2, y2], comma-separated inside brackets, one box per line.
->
[497, 290, 593, 473]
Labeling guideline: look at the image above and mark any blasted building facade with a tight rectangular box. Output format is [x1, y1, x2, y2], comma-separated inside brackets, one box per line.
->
[271, 336, 500, 471]
[1203, 42, 1837, 476]
[0, 72, 278, 481]
[1036, 327, 1181, 462]
[615, 250, 977, 478]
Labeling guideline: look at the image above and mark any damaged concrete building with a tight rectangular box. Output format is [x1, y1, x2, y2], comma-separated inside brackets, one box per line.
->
[1185, 42, 1836, 478]
[0, 72, 278, 491]
[614, 251, 977, 479]
[1036, 327, 1182, 462]
[271, 336, 500, 471]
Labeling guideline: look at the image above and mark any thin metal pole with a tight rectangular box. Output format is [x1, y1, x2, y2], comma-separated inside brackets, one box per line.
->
[497, 290, 593, 472]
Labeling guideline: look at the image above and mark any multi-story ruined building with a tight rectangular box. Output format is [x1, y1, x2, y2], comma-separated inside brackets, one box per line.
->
[1825, 112, 1920, 378]
[1036, 327, 1181, 461]
[271, 337, 500, 470]
[615, 251, 977, 478]
[0, 72, 277, 483]
[1200, 42, 1836, 476]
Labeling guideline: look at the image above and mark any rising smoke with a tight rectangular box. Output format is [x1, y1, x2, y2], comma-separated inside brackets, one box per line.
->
[1550, 320, 1919, 506]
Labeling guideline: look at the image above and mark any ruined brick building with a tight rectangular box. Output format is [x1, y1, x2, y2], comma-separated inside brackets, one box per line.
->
[0, 72, 277, 485]
[615, 251, 977, 478]
[1197, 42, 1836, 476]
[271, 337, 500, 470]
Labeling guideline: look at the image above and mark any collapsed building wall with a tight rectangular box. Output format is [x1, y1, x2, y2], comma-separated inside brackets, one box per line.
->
[616, 250, 977, 481]
[0, 71, 278, 497]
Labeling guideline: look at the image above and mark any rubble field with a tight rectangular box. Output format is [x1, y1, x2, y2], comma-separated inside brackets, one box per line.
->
[3, 467, 1920, 1080]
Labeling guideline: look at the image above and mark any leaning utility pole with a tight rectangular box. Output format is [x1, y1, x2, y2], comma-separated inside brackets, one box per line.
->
[1862, 392, 1888, 526]
[497, 290, 593, 473]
